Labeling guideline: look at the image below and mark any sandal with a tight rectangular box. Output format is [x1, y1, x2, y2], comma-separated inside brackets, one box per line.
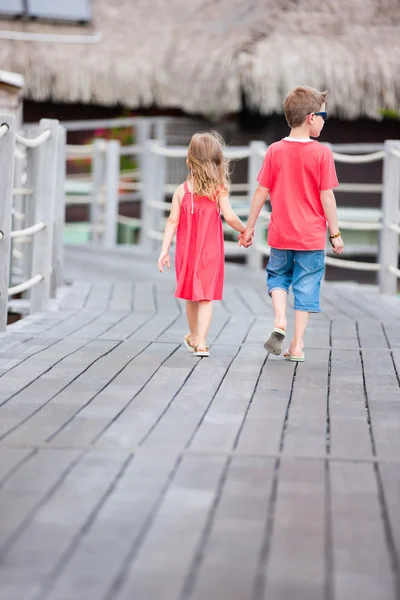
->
[264, 328, 286, 355]
[283, 348, 305, 362]
[193, 344, 210, 357]
[183, 334, 194, 352]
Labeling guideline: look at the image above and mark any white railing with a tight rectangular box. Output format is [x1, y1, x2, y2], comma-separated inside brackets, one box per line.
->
[0, 114, 66, 331]
[140, 139, 391, 273]
[58, 115, 400, 294]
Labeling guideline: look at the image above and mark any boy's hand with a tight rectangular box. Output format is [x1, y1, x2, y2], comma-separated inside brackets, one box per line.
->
[331, 235, 344, 255]
[239, 227, 254, 248]
[158, 250, 170, 272]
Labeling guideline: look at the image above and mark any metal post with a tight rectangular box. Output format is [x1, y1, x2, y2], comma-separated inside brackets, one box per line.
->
[91, 138, 106, 245]
[30, 119, 59, 313]
[0, 115, 16, 332]
[103, 139, 120, 249]
[379, 140, 400, 294]
[247, 141, 267, 271]
[51, 125, 66, 297]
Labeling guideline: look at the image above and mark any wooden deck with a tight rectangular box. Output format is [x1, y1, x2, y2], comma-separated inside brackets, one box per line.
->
[1, 245, 400, 600]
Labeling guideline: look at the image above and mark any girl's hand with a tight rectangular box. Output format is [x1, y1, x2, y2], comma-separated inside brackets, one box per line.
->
[158, 250, 171, 272]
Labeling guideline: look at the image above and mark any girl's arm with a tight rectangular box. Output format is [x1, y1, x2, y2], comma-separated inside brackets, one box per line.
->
[219, 194, 246, 234]
[158, 188, 182, 272]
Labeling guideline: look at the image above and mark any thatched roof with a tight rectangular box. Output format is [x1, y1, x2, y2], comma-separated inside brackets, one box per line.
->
[0, 0, 399, 119]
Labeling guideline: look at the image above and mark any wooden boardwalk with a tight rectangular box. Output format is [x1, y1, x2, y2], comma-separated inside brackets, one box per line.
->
[1, 246, 400, 600]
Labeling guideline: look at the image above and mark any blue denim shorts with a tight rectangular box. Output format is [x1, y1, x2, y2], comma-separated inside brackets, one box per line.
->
[266, 248, 325, 312]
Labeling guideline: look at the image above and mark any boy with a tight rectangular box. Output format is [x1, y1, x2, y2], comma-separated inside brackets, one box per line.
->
[240, 86, 344, 362]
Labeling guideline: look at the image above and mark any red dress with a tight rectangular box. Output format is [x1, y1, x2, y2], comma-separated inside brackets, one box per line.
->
[175, 181, 224, 301]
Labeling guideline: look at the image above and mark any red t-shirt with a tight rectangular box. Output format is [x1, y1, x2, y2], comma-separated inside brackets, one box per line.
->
[257, 139, 339, 250]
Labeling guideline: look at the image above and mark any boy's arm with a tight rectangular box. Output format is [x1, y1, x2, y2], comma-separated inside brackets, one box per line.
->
[240, 184, 269, 245]
[320, 189, 344, 255]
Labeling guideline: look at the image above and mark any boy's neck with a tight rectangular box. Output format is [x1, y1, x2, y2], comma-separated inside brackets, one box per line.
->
[287, 124, 311, 140]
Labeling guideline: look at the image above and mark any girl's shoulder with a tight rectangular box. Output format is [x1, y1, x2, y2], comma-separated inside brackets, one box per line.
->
[174, 182, 187, 204]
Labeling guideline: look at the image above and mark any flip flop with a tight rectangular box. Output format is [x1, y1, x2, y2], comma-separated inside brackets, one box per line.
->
[283, 348, 305, 362]
[193, 344, 210, 357]
[183, 334, 194, 352]
[264, 328, 286, 355]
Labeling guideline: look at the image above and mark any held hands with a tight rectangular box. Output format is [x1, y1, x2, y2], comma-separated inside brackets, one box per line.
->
[330, 235, 344, 255]
[238, 227, 254, 248]
[157, 249, 170, 272]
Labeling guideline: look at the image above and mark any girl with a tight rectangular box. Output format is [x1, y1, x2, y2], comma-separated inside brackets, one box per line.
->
[157, 132, 247, 357]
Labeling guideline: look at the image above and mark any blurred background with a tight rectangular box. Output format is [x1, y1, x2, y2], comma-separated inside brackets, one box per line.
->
[1, 0, 400, 288]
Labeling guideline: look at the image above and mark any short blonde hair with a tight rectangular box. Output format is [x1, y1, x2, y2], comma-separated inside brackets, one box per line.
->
[284, 86, 328, 128]
[187, 131, 230, 200]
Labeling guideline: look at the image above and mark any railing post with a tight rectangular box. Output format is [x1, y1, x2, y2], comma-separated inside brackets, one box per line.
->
[0, 115, 16, 332]
[51, 125, 66, 297]
[141, 140, 154, 250]
[103, 139, 120, 249]
[247, 141, 267, 271]
[91, 138, 106, 245]
[379, 140, 400, 294]
[30, 119, 59, 313]
[22, 126, 40, 289]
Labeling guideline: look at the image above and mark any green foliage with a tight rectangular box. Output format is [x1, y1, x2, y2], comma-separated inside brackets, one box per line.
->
[379, 108, 400, 121]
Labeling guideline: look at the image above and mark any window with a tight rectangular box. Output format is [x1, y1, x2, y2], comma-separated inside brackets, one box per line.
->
[0, 0, 91, 22]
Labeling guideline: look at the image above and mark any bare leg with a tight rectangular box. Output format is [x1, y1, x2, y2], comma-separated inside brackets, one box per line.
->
[271, 289, 288, 331]
[289, 310, 309, 357]
[186, 300, 198, 344]
[195, 300, 213, 350]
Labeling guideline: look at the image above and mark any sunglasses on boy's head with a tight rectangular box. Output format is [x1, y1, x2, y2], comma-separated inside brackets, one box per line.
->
[307, 111, 328, 121]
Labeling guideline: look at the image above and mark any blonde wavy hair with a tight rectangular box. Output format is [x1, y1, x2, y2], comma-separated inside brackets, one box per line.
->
[187, 131, 230, 201]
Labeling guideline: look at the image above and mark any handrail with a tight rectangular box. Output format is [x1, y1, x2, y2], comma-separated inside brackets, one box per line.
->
[332, 150, 385, 163]
[10, 221, 47, 240]
[0, 123, 9, 139]
[16, 130, 51, 148]
[8, 273, 44, 296]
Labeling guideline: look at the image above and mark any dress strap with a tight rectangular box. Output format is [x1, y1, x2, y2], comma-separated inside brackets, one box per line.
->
[184, 181, 194, 214]
[183, 181, 189, 193]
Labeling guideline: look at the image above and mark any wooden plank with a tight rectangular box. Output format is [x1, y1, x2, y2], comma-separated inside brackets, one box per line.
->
[331, 319, 359, 349]
[330, 462, 397, 600]
[69, 310, 130, 340]
[357, 319, 389, 349]
[237, 357, 295, 455]
[187, 456, 275, 600]
[214, 315, 254, 346]
[129, 313, 180, 342]
[222, 286, 252, 316]
[46, 342, 176, 447]
[154, 283, 181, 314]
[188, 345, 267, 452]
[95, 344, 206, 450]
[96, 312, 154, 341]
[261, 459, 326, 600]
[108, 282, 134, 312]
[362, 349, 400, 459]
[133, 283, 156, 314]
[2, 340, 144, 446]
[0, 340, 118, 440]
[283, 349, 329, 457]
[0, 450, 130, 599]
[0, 448, 80, 551]
[0, 448, 34, 487]
[329, 350, 373, 458]
[0, 337, 90, 405]
[379, 464, 400, 571]
[84, 282, 113, 311]
[36, 448, 179, 600]
[60, 281, 92, 310]
[107, 454, 227, 600]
